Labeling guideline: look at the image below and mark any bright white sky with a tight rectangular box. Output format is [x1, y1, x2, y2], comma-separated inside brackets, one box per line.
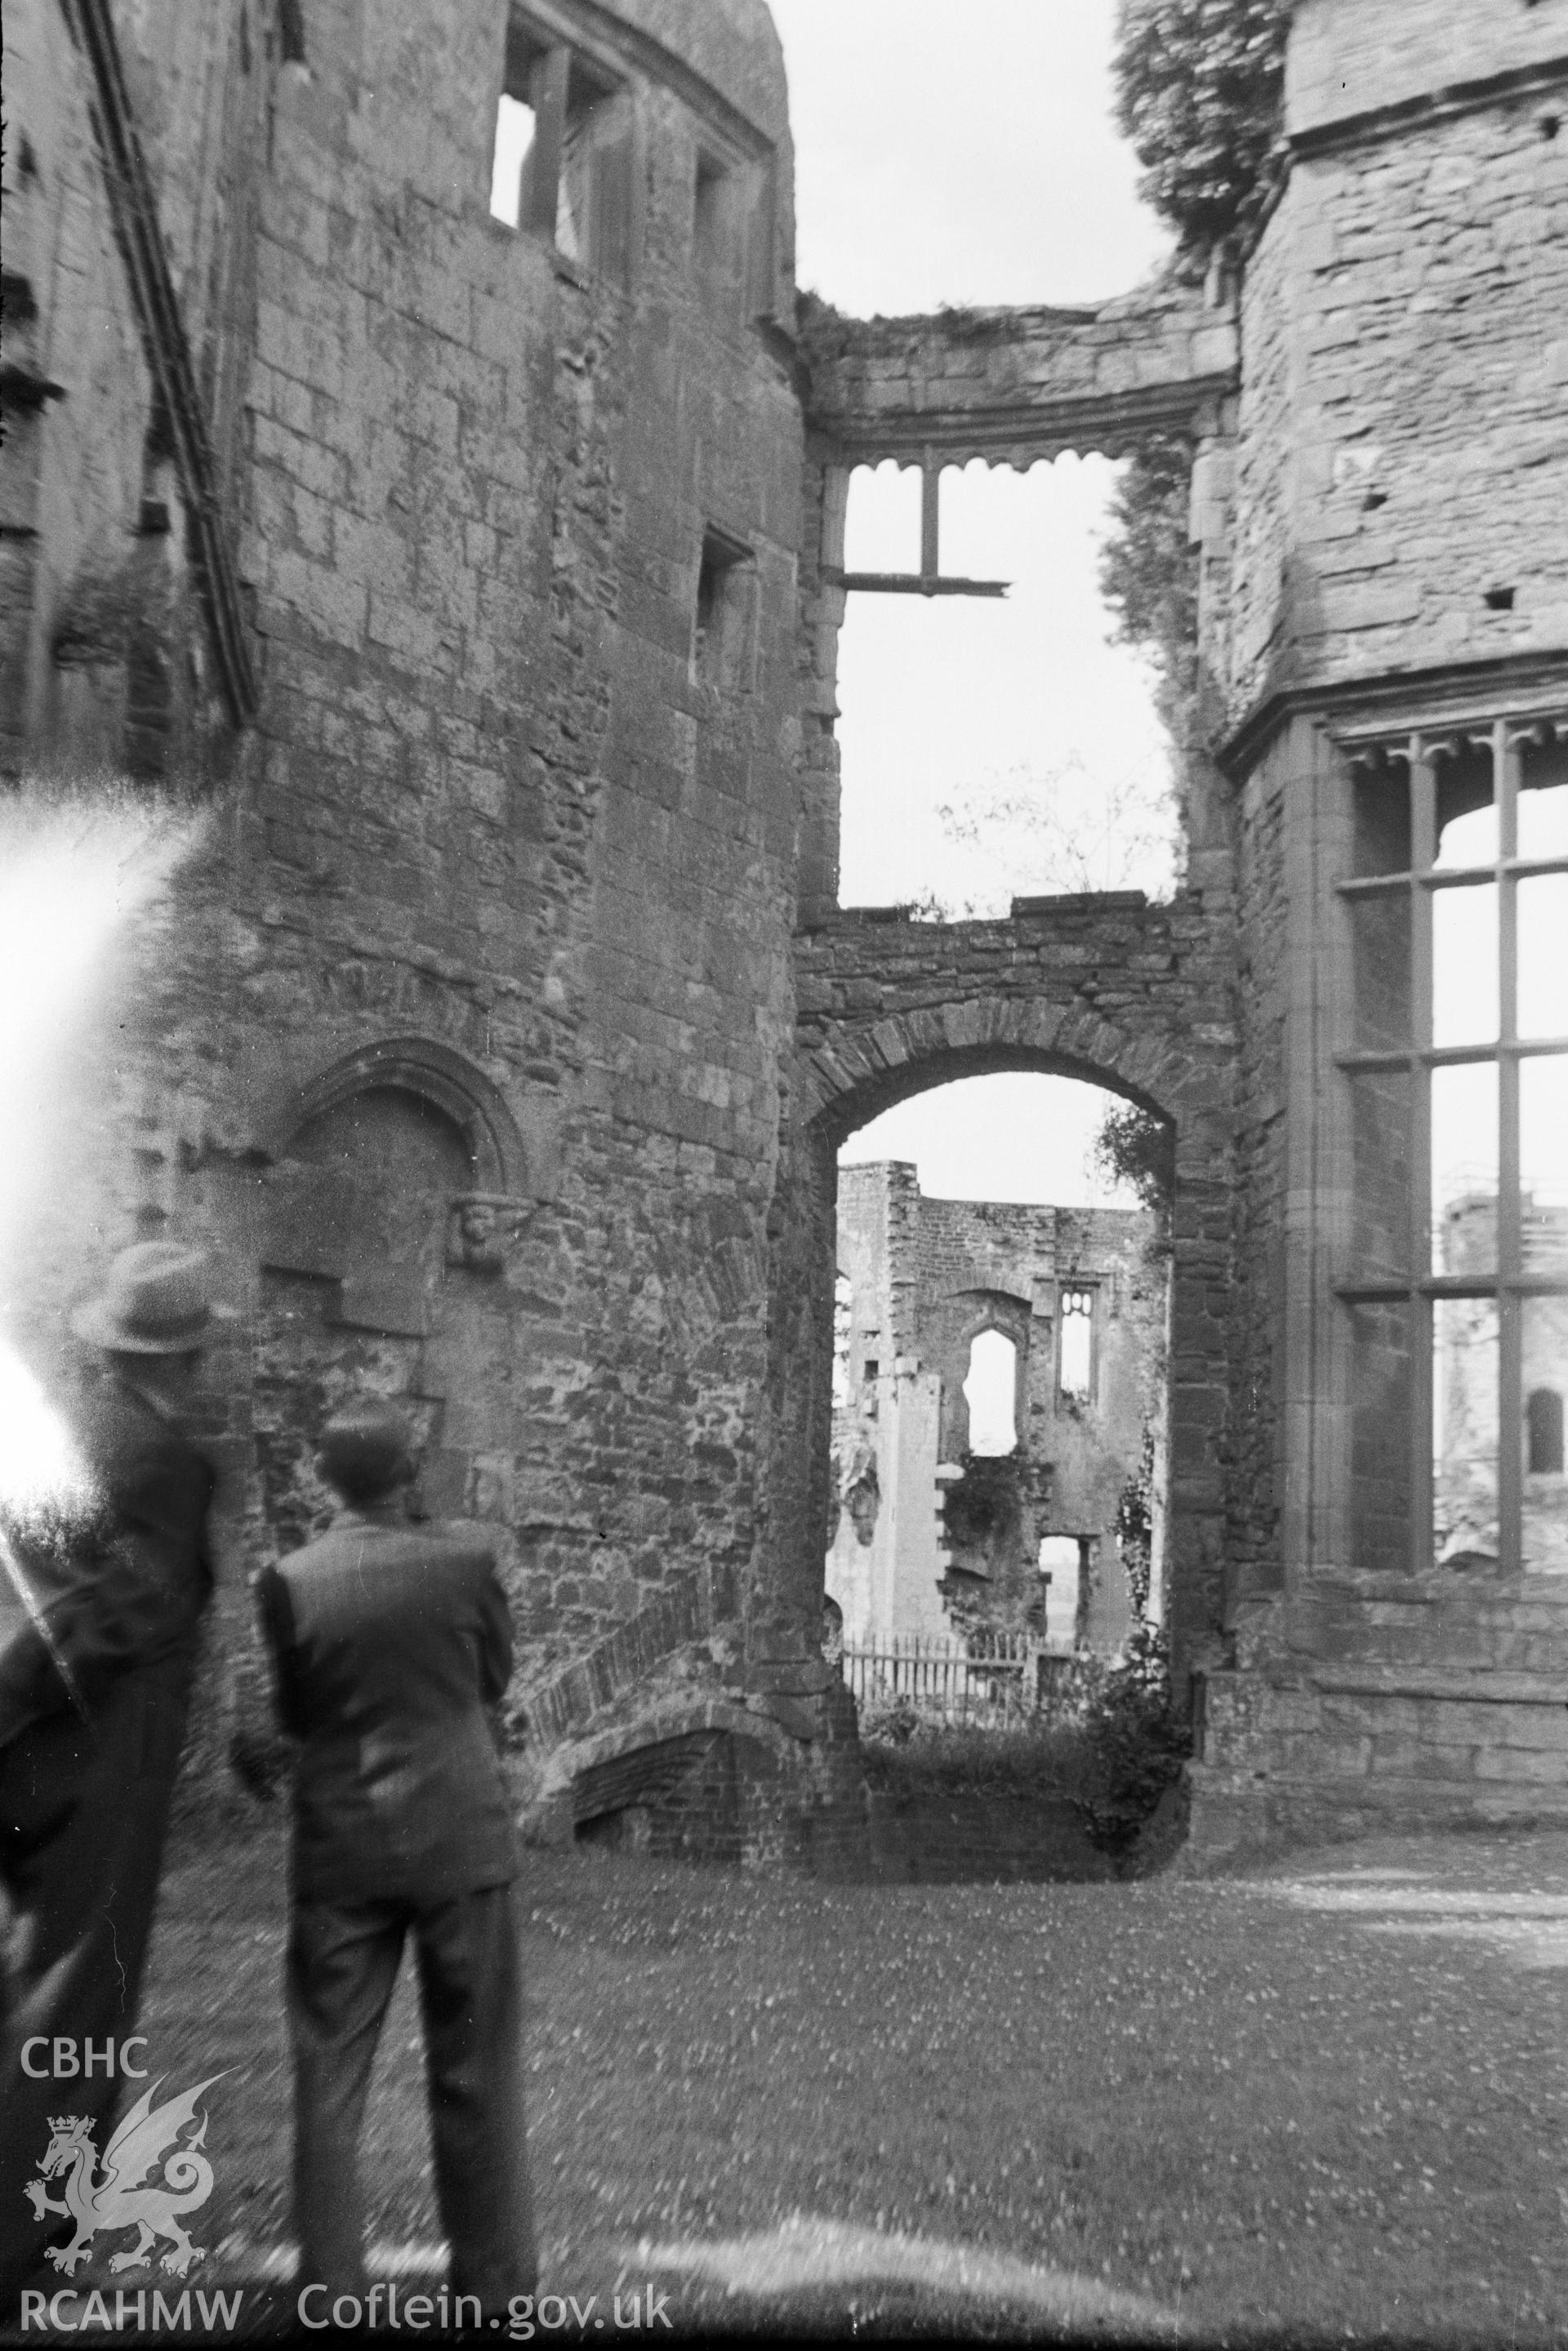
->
[768, 0, 1171, 1204]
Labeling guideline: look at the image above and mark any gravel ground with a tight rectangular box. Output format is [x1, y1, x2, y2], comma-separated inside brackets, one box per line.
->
[71, 1814, 1568, 2342]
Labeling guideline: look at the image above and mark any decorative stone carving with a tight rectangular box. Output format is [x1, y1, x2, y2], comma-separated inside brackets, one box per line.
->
[446, 1192, 533, 1274]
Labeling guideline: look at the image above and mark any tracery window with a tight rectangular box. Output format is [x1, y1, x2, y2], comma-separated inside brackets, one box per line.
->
[1059, 1287, 1094, 1402]
[1337, 715, 1568, 1574]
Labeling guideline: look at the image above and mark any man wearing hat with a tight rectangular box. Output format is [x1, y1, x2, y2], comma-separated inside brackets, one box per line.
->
[254, 1401, 535, 2316]
[0, 1242, 225, 2295]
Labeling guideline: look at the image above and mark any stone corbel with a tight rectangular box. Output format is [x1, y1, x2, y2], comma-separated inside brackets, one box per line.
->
[446, 1192, 534, 1275]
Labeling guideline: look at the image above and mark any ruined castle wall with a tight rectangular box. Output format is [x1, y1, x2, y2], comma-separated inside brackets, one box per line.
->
[826, 1164, 1162, 1650]
[1, 0, 263, 781]
[203, 0, 807, 1680]
[2, 0, 825, 1814]
[915, 1196, 1160, 1623]
[1288, 0, 1568, 127]
[1225, 2, 1568, 724]
[794, 896, 1235, 1684]
[2, 0, 159, 769]
[106, 0, 268, 521]
[1230, 746, 1289, 1598]
[800, 290, 1238, 462]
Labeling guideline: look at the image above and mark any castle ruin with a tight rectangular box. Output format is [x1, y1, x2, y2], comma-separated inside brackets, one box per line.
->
[826, 1162, 1163, 1659]
[2, 0, 1566, 1866]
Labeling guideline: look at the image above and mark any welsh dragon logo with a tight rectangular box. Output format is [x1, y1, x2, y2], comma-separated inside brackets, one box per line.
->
[24, 2076, 224, 2278]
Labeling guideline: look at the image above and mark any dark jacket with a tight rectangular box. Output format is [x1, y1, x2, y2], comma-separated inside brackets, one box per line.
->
[0, 1374, 214, 1748]
[256, 1508, 519, 1902]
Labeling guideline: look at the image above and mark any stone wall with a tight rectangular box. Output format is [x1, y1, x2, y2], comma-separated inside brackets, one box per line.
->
[825, 1164, 1162, 1653]
[800, 289, 1237, 465]
[1190, 0, 1568, 1860]
[20, 0, 1565, 1871]
[2, 0, 858, 1861]
[1287, 0, 1568, 131]
[791, 896, 1236, 1693]
[0, 0, 256, 781]
[228, 0, 805, 1700]
[1223, 1, 1568, 729]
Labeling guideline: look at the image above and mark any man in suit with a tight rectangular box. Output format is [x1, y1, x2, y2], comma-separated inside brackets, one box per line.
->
[0, 1242, 223, 2298]
[254, 1402, 535, 2314]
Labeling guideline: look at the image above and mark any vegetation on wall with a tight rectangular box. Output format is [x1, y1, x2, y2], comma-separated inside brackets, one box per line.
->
[1094, 1102, 1178, 1218]
[1112, 0, 1291, 259]
[858, 1649, 1189, 1860]
[1097, 2, 1290, 793]
[1100, 434, 1201, 767]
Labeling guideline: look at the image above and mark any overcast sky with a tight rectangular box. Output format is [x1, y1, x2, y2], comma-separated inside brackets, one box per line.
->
[765, 2, 1171, 1204]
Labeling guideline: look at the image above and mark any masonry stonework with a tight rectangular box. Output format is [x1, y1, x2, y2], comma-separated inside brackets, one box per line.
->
[826, 1162, 1163, 1656]
[3, 0, 1566, 1870]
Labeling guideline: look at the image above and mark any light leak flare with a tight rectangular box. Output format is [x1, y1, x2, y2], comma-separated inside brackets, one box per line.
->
[0, 787, 196, 1518]
[0, 1338, 96, 1523]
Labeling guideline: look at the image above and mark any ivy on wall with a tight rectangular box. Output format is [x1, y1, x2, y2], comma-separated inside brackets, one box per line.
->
[1098, 5, 1290, 790]
[1112, 0, 1291, 257]
[1099, 434, 1200, 758]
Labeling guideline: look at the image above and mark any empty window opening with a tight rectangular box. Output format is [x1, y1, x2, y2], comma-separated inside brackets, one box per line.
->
[490, 93, 537, 227]
[1037, 1535, 1082, 1653]
[964, 1329, 1017, 1456]
[693, 528, 752, 689]
[1060, 1288, 1094, 1400]
[494, 20, 633, 282]
[834, 455, 1176, 911]
[1528, 1388, 1564, 1476]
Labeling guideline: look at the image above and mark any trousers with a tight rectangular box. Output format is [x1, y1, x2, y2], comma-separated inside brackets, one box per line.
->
[0, 1659, 193, 2297]
[287, 1882, 536, 2310]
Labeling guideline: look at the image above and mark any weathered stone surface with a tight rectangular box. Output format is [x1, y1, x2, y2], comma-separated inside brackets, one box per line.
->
[800, 292, 1237, 467]
[826, 1162, 1164, 1655]
[6, 0, 1566, 1869]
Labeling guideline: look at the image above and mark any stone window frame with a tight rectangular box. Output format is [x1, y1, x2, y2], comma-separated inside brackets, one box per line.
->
[960, 1324, 1022, 1458]
[688, 127, 766, 334]
[693, 523, 755, 693]
[940, 1290, 1031, 1464]
[493, 0, 780, 317]
[1057, 1283, 1098, 1405]
[497, 6, 640, 287]
[1326, 706, 1568, 1577]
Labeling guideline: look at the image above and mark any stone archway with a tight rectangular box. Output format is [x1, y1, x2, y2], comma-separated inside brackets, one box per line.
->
[763, 907, 1237, 1710]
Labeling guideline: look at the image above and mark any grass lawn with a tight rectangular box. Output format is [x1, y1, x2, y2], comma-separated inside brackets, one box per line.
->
[99, 1811, 1568, 2341]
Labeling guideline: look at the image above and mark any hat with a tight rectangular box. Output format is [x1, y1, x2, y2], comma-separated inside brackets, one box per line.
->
[316, 1403, 416, 1500]
[71, 1241, 234, 1354]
